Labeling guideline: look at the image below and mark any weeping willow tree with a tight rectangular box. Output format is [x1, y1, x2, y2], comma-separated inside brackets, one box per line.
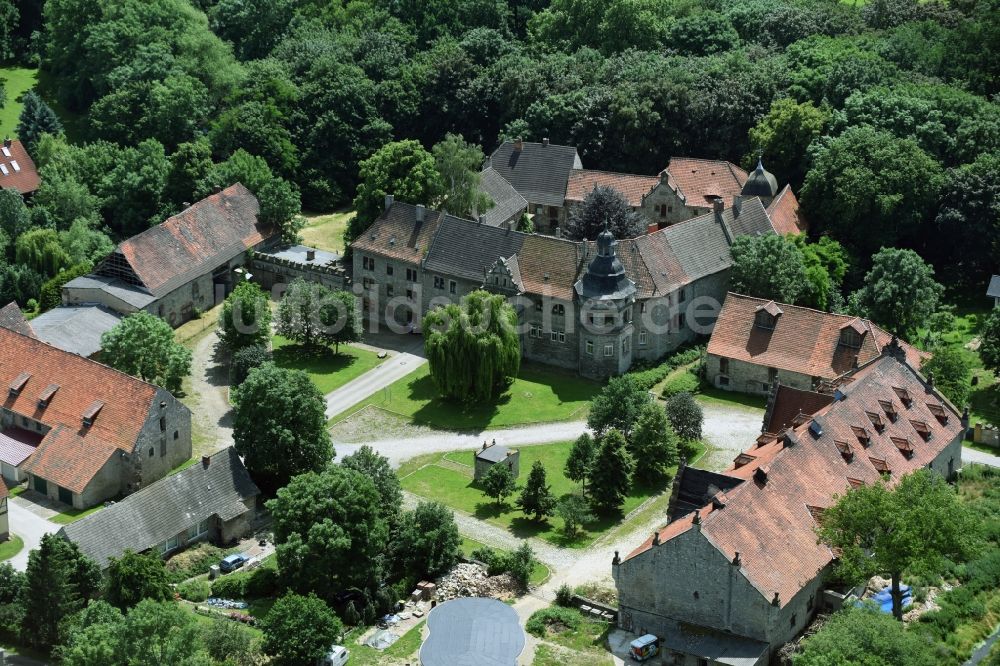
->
[423, 290, 521, 403]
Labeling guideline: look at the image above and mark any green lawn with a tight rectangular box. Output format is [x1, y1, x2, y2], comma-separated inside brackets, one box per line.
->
[343, 620, 424, 666]
[0, 535, 24, 562]
[402, 441, 674, 547]
[50, 503, 104, 525]
[0, 67, 38, 138]
[333, 363, 599, 431]
[695, 384, 768, 411]
[529, 607, 615, 666]
[459, 536, 550, 586]
[300, 210, 354, 255]
[271, 336, 385, 395]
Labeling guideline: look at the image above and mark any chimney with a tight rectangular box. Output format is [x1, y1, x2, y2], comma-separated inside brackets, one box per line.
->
[478, 214, 485, 225]
[212, 185, 222, 194]
[415, 204, 425, 222]
[647, 223, 658, 235]
[712, 197, 724, 219]
[201, 455, 211, 467]
[652, 531, 660, 546]
[542, 137, 549, 146]
[2, 137, 9, 149]
[554, 225, 561, 238]
[306, 249, 316, 262]
[384, 194, 394, 211]
[732, 552, 741, 566]
[182, 201, 191, 209]
[514, 137, 524, 152]
[612, 550, 620, 566]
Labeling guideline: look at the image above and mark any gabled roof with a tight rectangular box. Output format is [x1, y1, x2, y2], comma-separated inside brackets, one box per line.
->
[764, 385, 835, 435]
[476, 444, 514, 463]
[565, 170, 659, 207]
[30, 305, 123, 358]
[103, 184, 269, 297]
[424, 215, 526, 283]
[0, 139, 40, 194]
[486, 141, 582, 207]
[626, 354, 964, 608]
[707, 293, 928, 380]
[766, 185, 808, 236]
[351, 202, 449, 265]
[22, 425, 120, 495]
[0, 302, 33, 337]
[0, 326, 165, 454]
[479, 167, 528, 227]
[988, 275, 1000, 299]
[664, 158, 748, 208]
[59, 447, 260, 568]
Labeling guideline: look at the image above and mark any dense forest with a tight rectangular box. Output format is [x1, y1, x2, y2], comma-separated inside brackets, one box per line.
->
[0, 0, 998, 301]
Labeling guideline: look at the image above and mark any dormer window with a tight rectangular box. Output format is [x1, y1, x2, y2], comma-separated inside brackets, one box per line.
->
[552, 304, 565, 316]
[8, 372, 30, 397]
[865, 411, 885, 433]
[910, 420, 932, 441]
[851, 425, 870, 446]
[38, 384, 59, 408]
[834, 440, 854, 462]
[891, 437, 914, 458]
[878, 399, 897, 422]
[927, 403, 949, 425]
[82, 400, 105, 427]
[869, 457, 891, 476]
[892, 387, 913, 408]
[754, 302, 782, 330]
[839, 319, 866, 349]
[734, 453, 756, 469]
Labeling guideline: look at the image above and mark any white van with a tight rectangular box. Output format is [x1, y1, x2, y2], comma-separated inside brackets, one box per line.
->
[318, 646, 349, 666]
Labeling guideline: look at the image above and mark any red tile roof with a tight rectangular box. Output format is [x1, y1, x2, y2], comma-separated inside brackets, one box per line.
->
[0, 327, 162, 491]
[766, 185, 808, 236]
[627, 354, 963, 607]
[0, 302, 33, 337]
[764, 385, 836, 435]
[114, 184, 269, 297]
[0, 139, 40, 195]
[665, 158, 748, 208]
[707, 293, 928, 381]
[565, 170, 659, 207]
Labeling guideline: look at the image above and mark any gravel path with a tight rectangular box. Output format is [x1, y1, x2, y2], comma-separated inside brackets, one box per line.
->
[186, 329, 234, 456]
[698, 402, 766, 470]
[963, 446, 1000, 469]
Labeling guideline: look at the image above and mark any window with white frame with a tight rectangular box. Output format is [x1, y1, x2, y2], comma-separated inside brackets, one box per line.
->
[550, 331, 566, 343]
[639, 331, 647, 345]
[604, 344, 614, 357]
[586, 340, 593, 354]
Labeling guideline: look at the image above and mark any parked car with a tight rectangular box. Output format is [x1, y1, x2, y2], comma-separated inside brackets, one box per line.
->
[629, 634, 659, 661]
[220, 553, 249, 573]
[317, 645, 349, 666]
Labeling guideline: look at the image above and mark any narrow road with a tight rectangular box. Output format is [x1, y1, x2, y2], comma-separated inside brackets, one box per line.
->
[8, 498, 59, 571]
[186, 329, 234, 455]
[963, 446, 1000, 468]
[324, 351, 426, 419]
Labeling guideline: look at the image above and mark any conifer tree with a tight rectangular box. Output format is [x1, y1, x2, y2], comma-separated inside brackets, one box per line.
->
[16, 91, 63, 155]
[517, 460, 557, 521]
[588, 430, 635, 514]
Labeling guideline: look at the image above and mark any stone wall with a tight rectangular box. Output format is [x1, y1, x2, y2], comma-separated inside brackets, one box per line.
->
[62, 285, 142, 314]
[0, 498, 8, 541]
[131, 388, 193, 494]
[639, 179, 708, 227]
[705, 354, 816, 396]
[251, 257, 348, 292]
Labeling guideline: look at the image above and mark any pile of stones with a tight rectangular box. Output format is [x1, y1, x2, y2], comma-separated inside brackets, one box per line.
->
[435, 563, 520, 600]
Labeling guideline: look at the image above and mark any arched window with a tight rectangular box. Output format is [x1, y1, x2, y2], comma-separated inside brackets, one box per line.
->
[552, 304, 565, 316]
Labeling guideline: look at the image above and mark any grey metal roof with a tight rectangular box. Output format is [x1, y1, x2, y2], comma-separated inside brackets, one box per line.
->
[988, 275, 1000, 299]
[741, 159, 779, 199]
[63, 275, 158, 309]
[259, 244, 340, 266]
[658, 617, 768, 666]
[487, 141, 581, 208]
[59, 447, 260, 568]
[30, 306, 123, 357]
[476, 444, 513, 463]
[479, 167, 528, 227]
[423, 216, 526, 282]
[420, 597, 525, 666]
[727, 196, 774, 237]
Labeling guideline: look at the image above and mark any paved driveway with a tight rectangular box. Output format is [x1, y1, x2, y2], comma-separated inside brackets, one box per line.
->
[963, 446, 1000, 468]
[7, 496, 59, 571]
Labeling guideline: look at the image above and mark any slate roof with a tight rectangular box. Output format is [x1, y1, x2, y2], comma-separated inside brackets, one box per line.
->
[565, 170, 659, 207]
[665, 158, 748, 208]
[0, 139, 40, 194]
[59, 447, 259, 568]
[106, 184, 269, 297]
[669, 467, 744, 521]
[30, 306, 123, 358]
[62, 275, 157, 309]
[0, 302, 33, 337]
[486, 141, 582, 207]
[351, 202, 449, 265]
[765, 185, 808, 236]
[0, 327, 179, 492]
[259, 244, 339, 267]
[988, 275, 1000, 299]
[626, 353, 964, 608]
[707, 293, 928, 381]
[424, 215, 526, 283]
[476, 444, 514, 463]
[479, 167, 528, 227]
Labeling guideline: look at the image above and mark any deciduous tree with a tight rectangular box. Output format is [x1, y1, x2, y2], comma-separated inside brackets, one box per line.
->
[100, 312, 192, 393]
[980, 309, 1000, 377]
[232, 364, 332, 492]
[341, 445, 402, 524]
[481, 461, 517, 507]
[433, 133, 492, 218]
[219, 281, 272, 351]
[729, 234, 808, 305]
[587, 375, 650, 439]
[565, 186, 645, 241]
[276, 279, 361, 353]
[854, 247, 943, 337]
[424, 290, 521, 403]
[260, 593, 344, 666]
[517, 460, 557, 521]
[746, 98, 829, 188]
[394, 501, 461, 579]
[588, 430, 635, 514]
[922, 345, 971, 408]
[795, 606, 937, 666]
[104, 550, 172, 611]
[664, 391, 703, 442]
[818, 469, 978, 620]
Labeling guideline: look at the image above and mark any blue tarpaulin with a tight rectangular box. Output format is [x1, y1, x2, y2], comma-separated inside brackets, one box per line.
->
[856, 584, 913, 614]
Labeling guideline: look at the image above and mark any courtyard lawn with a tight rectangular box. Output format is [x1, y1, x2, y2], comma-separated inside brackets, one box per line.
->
[300, 210, 354, 255]
[459, 536, 550, 586]
[50, 504, 104, 525]
[0, 67, 38, 138]
[0, 535, 24, 562]
[271, 335, 385, 395]
[333, 363, 599, 431]
[401, 440, 681, 548]
[695, 384, 768, 411]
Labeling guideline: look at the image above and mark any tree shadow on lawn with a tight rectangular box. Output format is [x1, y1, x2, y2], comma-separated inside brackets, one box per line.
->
[272, 343, 358, 375]
[409, 374, 505, 432]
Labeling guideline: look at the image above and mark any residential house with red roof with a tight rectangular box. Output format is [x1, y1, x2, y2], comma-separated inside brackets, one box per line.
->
[354, 195, 781, 379]
[0, 138, 40, 196]
[706, 293, 928, 395]
[612, 347, 964, 665]
[62, 184, 275, 327]
[0, 326, 192, 509]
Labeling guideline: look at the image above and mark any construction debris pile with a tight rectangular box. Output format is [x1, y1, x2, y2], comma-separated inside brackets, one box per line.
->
[435, 563, 521, 601]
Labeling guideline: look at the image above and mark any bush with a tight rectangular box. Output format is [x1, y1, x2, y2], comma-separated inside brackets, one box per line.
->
[177, 579, 211, 602]
[38, 263, 91, 311]
[164, 543, 229, 584]
[660, 370, 700, 397]
[230, 344, 272, 386]
[627, 343, 705, 391]
[526, 606, 581, 637]
[555, 584, 574, 607]
[246, 565, 279, 598]
[211, 573, 248, 599]
[469, 544, 535, 587]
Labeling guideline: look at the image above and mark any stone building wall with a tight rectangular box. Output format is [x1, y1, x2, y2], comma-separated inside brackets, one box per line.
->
[639, 179, 708, 227]
[521, 297, 579, 371]
[251, 258, 348, 292]
[705, 354, 817, 396]
[473, 448, 520, 481]
[132, 388, 193, 493]
[62, 285, 141, 314]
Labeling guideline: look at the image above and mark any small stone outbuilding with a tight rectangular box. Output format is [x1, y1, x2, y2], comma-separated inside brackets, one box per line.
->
[473, 442, 519, 481]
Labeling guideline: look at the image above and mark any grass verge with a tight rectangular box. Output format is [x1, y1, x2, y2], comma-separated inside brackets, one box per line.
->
[50, 504, 104, 525]
[0, 535, 24, 562]
[0, 67, 38, 138]
[332, 363, 598, 431]
[300, 211, 354, 255]
[272, 336, 385, 394]
[343, 620, 424, 666]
